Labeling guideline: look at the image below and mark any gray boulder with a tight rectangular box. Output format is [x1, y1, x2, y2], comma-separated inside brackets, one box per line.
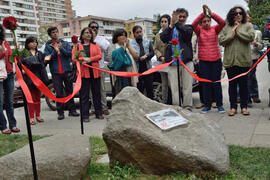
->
[0, 134, 91, 180]
[103, 87, 229, 175]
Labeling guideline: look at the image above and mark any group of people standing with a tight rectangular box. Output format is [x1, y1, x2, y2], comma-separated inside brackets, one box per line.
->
[0, 4, 268, 134]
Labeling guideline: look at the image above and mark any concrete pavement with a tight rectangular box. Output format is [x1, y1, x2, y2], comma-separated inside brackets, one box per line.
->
[14, 57, 270, 148]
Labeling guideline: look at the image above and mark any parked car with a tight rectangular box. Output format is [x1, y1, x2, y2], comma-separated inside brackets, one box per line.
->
[44, 64, 113, 111]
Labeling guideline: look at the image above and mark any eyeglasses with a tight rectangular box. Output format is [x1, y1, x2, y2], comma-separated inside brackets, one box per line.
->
[90, 26, 99, 29]
[234, 12, 243, 16]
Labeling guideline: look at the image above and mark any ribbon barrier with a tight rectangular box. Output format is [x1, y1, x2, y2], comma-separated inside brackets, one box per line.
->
[15, 59, 82, 104]
[15, 48, 270, 104]
[15, 57, 175, 103]
[177, 47, 270, 83]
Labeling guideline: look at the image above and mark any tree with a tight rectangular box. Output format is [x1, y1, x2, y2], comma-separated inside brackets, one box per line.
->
[38, 26, 50, 48]
[245, 0, 270, 32]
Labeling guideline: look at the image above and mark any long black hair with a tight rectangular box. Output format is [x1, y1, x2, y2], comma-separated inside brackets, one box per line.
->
[79, 27, 95, 44]
[226, 6, 247, 26]
[0, 24, 5, 44]
[25, 36, 38, 51]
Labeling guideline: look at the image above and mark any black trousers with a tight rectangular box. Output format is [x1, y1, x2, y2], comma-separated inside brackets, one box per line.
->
[80, 77, 102, 118]
[226, 66, 249, 109]
[199, 59, 223, 107]
[137, 74, 153, 99]
[52, 73, 76, 115]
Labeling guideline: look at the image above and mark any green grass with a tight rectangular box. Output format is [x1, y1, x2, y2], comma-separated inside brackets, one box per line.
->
[1, 135, 270, 180]
[0, 134, 43, 157]
[87, 137, 270, 180]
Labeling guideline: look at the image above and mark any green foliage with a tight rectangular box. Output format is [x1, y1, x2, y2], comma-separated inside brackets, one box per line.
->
[245, 0, 270, 32]
[9, 48, 30, 63]
[0, 134, 43, 157]
[2, 135, 270, 180]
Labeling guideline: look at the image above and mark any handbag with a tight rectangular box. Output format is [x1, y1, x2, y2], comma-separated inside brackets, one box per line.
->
[22, 55, 42, 69]
[110, 47, 132, 71]
[0, 59, 7, 80]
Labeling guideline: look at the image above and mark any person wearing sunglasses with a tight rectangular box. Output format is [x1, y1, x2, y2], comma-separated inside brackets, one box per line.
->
[219, 6, 255, 116]
[88, 21, 111, 116]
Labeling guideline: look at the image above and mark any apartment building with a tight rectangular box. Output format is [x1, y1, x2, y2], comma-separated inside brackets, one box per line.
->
[42, 15, 125, 42]
[0, 0, 39, 47]
[35, 0, 73, 24]
[125, 17, 157, 40]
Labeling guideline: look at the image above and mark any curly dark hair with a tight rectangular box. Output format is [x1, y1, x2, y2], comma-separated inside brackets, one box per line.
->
[226, 6, 247, 26]
[112, 28, 127, 44]
[79, 27, 95, 44]
[159, 14, 171, 26]
[0, 24, 5, 42]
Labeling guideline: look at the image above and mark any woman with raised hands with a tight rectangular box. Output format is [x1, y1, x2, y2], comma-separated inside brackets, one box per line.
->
[72, 27, 103, 122]
[192, 5, 226, 114]
[219, 6, 255, 116]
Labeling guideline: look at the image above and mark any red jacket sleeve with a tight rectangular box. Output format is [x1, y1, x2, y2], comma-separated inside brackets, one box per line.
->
[212, 13, 226, 34]
[90, 44, 102, 62]
[192, 13, 204, 36]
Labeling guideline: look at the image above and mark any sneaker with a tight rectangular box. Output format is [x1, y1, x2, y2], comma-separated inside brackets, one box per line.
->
[68, 111, 79, 117]
[201, 106, 211, 114]
[217, 106, 225, 114]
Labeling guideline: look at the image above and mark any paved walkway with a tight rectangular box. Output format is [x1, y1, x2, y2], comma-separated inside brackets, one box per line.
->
[15, 58, 270, 148]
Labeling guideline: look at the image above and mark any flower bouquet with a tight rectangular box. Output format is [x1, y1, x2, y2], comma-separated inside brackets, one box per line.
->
[3, 16, 29, 62]
[171, 38, 183, 58]
[72, 35, 85, 64]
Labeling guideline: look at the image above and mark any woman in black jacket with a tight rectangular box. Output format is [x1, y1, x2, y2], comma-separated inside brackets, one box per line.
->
[21, 36, 48, 125]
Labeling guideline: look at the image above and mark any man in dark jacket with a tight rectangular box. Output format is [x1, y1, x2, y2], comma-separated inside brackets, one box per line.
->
[44, 27, 79, 120]
[160, 8, 193, 110]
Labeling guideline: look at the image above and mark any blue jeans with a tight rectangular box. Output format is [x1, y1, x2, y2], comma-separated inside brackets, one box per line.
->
[0, 73, 17, 130]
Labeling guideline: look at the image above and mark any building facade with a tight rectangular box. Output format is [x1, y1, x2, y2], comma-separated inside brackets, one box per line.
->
[125, 17, 157, 40]
[35, 0, 73, 24]
[0, 0, 39, 47]
[42, 15, 125, 42]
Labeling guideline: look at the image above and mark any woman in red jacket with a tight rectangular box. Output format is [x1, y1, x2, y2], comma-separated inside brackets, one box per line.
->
[192, 5, 226, 114]
[72, 27, 103, 122]
[0, 24, 20, 134]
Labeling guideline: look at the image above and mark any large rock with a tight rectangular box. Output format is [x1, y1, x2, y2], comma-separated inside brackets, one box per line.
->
[103, 87, 229, 175]
[0, 134, 91, 180]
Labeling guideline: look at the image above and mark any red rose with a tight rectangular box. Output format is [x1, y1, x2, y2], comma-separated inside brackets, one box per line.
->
[267, 23, 270, 31]
[171, 38, 178, 46]
[71, 35, 78, 44]
[3, 16, 18, 31]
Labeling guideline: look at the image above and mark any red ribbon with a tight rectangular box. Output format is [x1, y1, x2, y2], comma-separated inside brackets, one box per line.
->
[82, 59, 175, 77]
[15, 58, 82, 103]
[16, 47, 270, 104]
[177, 47, 270, 83]
[15, 58, 35, 103]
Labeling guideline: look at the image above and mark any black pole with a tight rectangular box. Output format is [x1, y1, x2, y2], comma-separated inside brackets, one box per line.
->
[79, 90, 84, 135]
[22, 94, 38, 180]
[177, 59, 182, 106]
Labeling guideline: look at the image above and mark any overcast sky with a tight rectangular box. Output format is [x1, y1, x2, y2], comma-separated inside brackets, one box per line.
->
[72, 0, 248, 23]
